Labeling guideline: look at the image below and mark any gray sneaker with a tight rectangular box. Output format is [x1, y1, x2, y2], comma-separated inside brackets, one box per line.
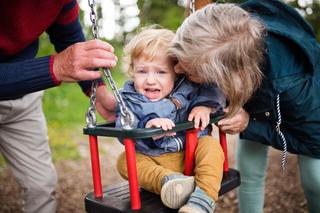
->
[178, 187, 216, 213]
[160, 174, 195, 209]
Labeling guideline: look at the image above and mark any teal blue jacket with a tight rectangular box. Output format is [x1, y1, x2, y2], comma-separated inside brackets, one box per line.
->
[240, 0, 320, 158]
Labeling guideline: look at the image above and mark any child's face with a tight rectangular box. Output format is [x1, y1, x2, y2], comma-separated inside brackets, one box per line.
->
[133, 55, 176, 101]
[174, 62, 204, 84]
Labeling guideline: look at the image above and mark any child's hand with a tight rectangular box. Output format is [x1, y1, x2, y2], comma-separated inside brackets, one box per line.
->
[145, 118, 176, 140]
[188, 106, 215, 131]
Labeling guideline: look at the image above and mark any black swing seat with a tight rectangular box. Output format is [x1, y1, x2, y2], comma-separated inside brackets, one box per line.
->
[83, 115, 240, 213]
[85, 169, 240, 213]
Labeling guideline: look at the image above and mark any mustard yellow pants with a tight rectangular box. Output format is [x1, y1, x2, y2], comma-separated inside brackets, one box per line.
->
[117, 136, 224, 201]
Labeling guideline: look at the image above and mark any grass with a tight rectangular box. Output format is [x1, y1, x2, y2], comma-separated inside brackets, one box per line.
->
[43, 84, 87, 162]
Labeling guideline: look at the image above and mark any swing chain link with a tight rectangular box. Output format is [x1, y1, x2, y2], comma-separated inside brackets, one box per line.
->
[86, 0, 134, 129]
[88, 0, 98, 39]
[190, 0, 196, 14]
[86, 0, 99, 128]
[102, 68, 135, 129]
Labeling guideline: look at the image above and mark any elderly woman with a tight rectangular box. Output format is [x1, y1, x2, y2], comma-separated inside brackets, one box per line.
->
[169, 0, 320, 212]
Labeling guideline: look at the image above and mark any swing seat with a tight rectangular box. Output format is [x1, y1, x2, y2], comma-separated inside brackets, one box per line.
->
[83, 115, 240, 212]
[85, 169, 240, 213]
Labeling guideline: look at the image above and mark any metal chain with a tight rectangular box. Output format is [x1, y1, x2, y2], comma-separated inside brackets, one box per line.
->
[86, 0, 134, 129]
[102, 68, 134, 129]
[190, 0, 196, 14]
[86, 0, 99, 128]
[275, 94, 287, 171]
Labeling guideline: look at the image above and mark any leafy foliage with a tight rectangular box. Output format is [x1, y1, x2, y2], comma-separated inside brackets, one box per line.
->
[288, 0, 320, 40]
[138, 0, 185, 30]
[222, 0, 320, 41]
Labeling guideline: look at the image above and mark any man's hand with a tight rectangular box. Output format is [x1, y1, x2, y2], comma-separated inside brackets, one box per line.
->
[217, 107, 249, 134]
[53, 40, 117, 82]
[188, 106, 214, 130]
[95, 85, 116, 121]
[145, 118, 176, 140]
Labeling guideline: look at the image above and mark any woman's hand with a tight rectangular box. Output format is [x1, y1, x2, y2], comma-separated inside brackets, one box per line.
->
[217, 107, 249, 134]
[145, 118, 176, 140]
[188, 106, 215, 130]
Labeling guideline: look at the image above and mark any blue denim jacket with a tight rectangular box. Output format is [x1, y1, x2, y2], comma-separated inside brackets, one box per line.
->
[115, 76, 225, 156]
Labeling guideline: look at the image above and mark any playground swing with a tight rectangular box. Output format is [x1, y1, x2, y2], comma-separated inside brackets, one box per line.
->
[84, 0, 240, 212]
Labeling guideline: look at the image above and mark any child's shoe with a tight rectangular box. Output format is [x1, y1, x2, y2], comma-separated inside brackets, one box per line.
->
[160, 174, 195, 209]
[178, 187, 216, 213]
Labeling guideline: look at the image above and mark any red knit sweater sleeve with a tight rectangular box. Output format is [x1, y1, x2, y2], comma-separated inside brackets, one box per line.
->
[0, 0, 90, 100]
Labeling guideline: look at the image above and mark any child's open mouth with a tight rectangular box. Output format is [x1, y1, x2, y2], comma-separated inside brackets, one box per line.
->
[145, 88, 161, 100]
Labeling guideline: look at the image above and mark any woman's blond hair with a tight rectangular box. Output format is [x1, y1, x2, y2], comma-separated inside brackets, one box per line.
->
[123, 26, 175, 77]
[169, 3, 265, 117]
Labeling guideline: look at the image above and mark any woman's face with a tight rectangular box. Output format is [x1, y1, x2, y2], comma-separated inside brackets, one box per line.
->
[174, 61, 204, 84]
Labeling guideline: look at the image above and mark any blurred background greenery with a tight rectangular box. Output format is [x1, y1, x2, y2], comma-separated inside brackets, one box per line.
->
[2, 0, 318, 167]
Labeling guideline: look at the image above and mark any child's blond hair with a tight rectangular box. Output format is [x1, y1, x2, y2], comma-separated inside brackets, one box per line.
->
[169, 3, 265, 117]
[123, 27, 175, 77]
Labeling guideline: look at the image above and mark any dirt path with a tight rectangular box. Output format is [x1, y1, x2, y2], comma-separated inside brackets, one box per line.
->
[0, 134, 308, 213]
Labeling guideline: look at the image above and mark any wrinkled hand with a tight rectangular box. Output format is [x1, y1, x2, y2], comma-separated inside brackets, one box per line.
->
[53, 40, 117, 82]
[145, 118, 176, 140]
[217, 107, 249, 134]
[188, 106, 214, 130]
[95, 85, 116, 121]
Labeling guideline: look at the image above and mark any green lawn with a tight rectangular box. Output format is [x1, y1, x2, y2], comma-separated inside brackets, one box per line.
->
[43, 84, 88, 162]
